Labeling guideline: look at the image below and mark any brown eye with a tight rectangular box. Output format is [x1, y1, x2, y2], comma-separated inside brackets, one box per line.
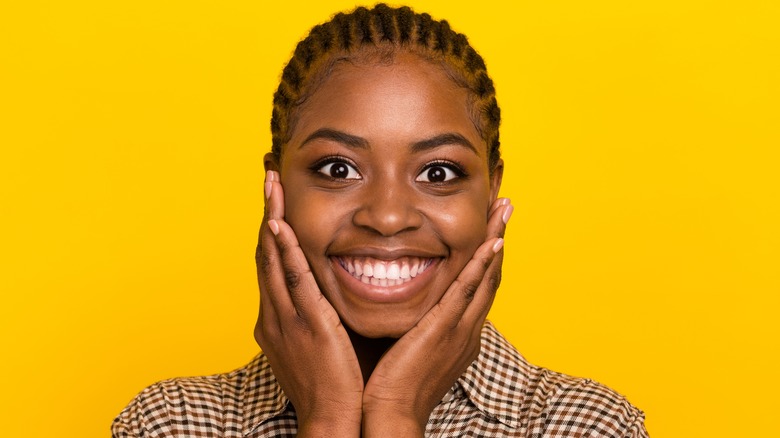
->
[416, 165, 459, 183]
[318, 161, 361, 179]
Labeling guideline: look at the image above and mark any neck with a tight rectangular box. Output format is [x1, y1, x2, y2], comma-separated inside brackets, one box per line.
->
[346, 326, 396, 385]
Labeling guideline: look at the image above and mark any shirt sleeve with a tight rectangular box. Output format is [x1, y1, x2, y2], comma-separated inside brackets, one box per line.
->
[532, 376, 648, 438]
[111, 382, 168, 438]
[111, 395, 143, 438]
[625, 415, 650, 438]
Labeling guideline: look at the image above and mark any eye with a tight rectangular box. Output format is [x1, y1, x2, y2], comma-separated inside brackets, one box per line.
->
[415, 163, 463, 183]
[317, 161, 361, 180]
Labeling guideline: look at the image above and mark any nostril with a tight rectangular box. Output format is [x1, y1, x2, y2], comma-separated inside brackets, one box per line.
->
[352, 206, 424, 236]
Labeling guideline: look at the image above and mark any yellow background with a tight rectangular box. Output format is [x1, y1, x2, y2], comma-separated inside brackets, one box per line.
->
[2, 1, 778, 436]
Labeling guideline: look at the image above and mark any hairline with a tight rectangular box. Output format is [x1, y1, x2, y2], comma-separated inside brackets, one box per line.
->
[276, 44, 495, 171]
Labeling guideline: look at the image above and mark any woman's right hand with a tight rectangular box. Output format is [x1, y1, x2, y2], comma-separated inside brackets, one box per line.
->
[254, 170, 364, 437]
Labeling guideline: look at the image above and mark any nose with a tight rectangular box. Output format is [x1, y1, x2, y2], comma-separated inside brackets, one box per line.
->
[352, 177, 424, 236]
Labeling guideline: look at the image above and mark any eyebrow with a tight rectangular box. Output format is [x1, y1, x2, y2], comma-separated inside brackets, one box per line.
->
[299, 128, 478, 155]
[300, 129, 369, 149]
[410, 133, 478, 155]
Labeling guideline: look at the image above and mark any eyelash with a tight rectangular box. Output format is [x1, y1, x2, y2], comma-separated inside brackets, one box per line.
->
[310, 155, 362, 180]
[309, 156, 468, 182]
[417, 160, 468, 183]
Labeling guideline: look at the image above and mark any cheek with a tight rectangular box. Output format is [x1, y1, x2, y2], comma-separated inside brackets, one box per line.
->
[430, 195, 489, 257]
[283, 190, 342, 259]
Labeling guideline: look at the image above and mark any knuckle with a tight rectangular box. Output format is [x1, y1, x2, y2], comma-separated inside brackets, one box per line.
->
[254, 243, 263, 262]
[284, 270, 301, 290]
[260, 253, 274, 273]
[419, 314, 437, 332]
[426, 302, 444, 321]
[479, 253, 493, 270]
[487, 269, 502, 292]
[292, 313, 312, 332]
[461, 280, 480, 301]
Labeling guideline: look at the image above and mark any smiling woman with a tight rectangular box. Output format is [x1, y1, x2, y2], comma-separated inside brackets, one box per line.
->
[112, 4, 647, 437]
[275, 53, 500, 339]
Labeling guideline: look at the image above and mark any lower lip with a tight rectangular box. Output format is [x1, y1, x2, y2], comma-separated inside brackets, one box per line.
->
[330, 258, 439, 304]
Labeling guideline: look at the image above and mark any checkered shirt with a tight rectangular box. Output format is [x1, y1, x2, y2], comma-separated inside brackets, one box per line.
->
[112, 321, 647, 437]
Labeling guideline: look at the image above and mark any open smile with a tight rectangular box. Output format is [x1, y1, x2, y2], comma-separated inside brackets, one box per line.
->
[336, 256, 435, 287]
[330, 255, 441, 304]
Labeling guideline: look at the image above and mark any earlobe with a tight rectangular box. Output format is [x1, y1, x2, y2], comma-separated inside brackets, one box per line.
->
[264, 152, 280, 173]
[489, 159, 504, 201]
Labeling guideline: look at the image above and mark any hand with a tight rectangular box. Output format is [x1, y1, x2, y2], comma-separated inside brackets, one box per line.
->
[361, 197, 513, 437]
[254, 170, 364, 437]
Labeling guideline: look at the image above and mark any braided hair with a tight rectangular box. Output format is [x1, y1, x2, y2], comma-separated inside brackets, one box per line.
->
[271, 3, 501, 171]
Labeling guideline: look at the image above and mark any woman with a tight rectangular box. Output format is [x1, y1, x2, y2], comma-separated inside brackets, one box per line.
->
[113, 4, 647, 437]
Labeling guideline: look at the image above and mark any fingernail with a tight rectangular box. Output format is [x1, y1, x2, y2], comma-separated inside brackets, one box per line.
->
[492, 238, 504, 253]
[265, 170, 272, 182]
[264, 182, 272, 200]
[499, 197, 510, 206]
[502, 205, 514, 225]
[268, 219, 280, 235]
[269, 170, 279, 182]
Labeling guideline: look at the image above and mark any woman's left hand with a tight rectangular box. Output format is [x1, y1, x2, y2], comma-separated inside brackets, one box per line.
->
[361, 197, 513, 437]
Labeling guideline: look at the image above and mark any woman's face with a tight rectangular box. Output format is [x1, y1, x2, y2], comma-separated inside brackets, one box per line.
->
[269, 53, 502, 338]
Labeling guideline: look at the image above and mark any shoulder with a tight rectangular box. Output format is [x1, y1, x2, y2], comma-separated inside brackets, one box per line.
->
[525, 367, 647, 437]
[111, 355, 265, 438]
[477, 322, 648, 437]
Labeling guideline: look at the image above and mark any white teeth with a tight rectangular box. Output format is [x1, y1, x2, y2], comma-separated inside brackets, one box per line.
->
[386, 263, 399, 280]
[374, 263, 386, 279]
[339, 256, 434, 286]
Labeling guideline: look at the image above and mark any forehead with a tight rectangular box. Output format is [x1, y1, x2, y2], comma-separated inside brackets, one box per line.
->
[287, 53, 486, 156]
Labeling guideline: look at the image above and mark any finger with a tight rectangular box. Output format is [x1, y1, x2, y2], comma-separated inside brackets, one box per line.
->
[487, 199, 512, 240]
[257, 171, 274, 270]
[428, 236, 503, 330]
[265, 170, 284, 220]
[256, 273, 280, 348]
[258, 169, 293, 314]
[460, 244, 503, 326]
[460, 202, 512, 323]
[428, 201, 512, 329]
[258, 217, 293, 317]
[489, 197, 510, 218]
[267, 217, 328, 321]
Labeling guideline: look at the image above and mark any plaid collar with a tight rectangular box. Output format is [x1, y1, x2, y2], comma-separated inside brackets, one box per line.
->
[241, 320, 526, 435]
[455, 321, 527, 429]
[241, 353, 289, 436]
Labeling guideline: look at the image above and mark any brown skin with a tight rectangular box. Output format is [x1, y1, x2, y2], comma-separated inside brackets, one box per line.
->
[255, 53, 512, 436]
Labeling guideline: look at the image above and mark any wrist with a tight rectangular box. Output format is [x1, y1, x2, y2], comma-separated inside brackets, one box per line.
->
[296, 403, 362, 438]
[297, 416, 361, 438]
[362, 409, 426, 438]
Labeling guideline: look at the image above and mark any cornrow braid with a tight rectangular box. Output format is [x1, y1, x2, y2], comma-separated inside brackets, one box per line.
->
[271, 3, 501, 171]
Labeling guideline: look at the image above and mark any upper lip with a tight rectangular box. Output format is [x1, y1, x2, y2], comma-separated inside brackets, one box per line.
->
[328, 246, 444, 260]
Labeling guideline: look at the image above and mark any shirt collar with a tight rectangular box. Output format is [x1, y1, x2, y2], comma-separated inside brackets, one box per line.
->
[241, 353, 290, 436]
[455, 321, 528, 429]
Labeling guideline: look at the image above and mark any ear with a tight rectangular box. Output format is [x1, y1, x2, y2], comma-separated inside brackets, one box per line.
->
[489, 158, 504, 202]
[264, 152, 280, 173]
